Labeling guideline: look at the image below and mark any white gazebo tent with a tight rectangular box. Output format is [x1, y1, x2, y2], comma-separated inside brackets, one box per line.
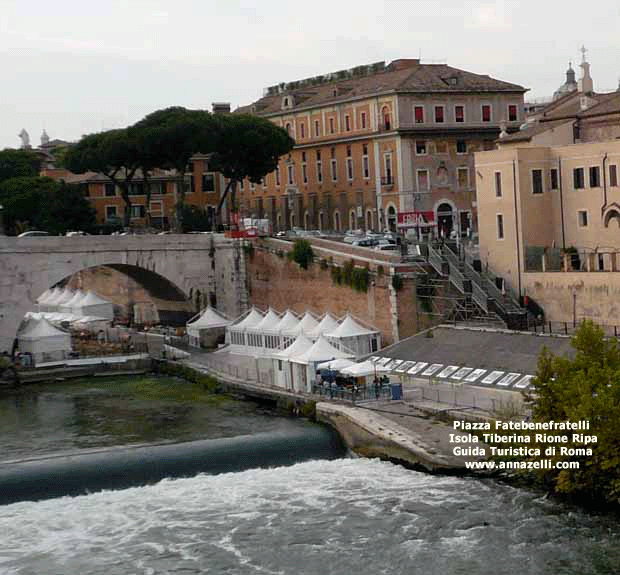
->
[73, 291, 115, 320]
[246, 308, 281, 353]
[60, 290, 87, 314]
[290, 335, 355, 392]
[227, 307, 265, 350]
[18, 316, 72, 363]
[36, 288, 58, 311]
[325, 314, 381, 358]
[316, 358, 356, 371]
[271, 309, 300, 349]
[271, 334, 314, 389]
[290, 311, 319, 338]
[187, 306, 232, 348]
[43, 287, 74, 312]
[340, 359, 390, 384]
[307, 312, 340, 340]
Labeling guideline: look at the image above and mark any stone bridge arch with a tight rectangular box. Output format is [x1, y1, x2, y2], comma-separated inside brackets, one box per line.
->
[0, 234, 247, 351]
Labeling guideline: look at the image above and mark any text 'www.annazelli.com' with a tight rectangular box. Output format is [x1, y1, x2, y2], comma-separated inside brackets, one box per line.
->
[464, 460, 581, 470]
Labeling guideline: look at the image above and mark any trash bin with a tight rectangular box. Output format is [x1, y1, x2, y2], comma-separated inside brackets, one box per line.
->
[390, 383, 402, 400]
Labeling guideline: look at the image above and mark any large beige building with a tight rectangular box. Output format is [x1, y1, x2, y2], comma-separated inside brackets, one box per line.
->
[475, 55, 620, 326]
[237, 59, 526, 237]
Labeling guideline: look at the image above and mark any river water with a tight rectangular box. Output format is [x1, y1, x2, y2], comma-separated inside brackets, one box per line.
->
[1, 376, 619, 574]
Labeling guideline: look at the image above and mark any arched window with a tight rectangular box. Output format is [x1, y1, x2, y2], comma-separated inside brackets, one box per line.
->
[382, 106, 391, 130]
[366, 209, 373, 231]
[387, 205, 397, 232]
[334, 211, 341, 232]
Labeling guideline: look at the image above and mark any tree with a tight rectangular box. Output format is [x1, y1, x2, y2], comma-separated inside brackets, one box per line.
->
[0, 148, 41, 183]
[64, 129, 140, 227]
[209, 114, 294, 225]
[527, 320, 620, 506]
[290, 238, 314, 269]
[130, 107, 219, 231]
[0, 177, 95, 235]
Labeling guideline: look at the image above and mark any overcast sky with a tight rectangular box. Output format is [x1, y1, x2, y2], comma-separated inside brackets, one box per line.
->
[2, 0, 619, 150]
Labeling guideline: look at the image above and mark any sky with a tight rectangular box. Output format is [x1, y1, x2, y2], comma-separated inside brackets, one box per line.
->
[2, 0, 620, 150]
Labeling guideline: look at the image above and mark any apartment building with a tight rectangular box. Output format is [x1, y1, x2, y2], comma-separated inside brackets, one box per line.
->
[236, 58, 526, 237]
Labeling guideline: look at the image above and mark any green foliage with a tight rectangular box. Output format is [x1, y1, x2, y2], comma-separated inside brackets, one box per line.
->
[156, 361, 219, 393]
[0, 148, 41, 183]
[392, 273, 404, 291]
[276, 249, 284, 258]
[416, 278, 434, 313]
[0, 177, 95, 235]
[527, 320, 620, 506]
[179, 203, 212, 232]
[319, 258, 328, 270]
[291, 239, 314, 269]
[329, 260, 370, 292]
[299, 400, 317, 419]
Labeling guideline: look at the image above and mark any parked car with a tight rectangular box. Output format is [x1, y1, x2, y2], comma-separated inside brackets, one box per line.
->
[374, 243, 399, 252]
[66, 231, 88, 236]
[17, 230, 49, 237]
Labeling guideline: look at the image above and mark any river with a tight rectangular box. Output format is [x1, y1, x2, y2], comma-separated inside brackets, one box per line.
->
[1, 376, 619, 574]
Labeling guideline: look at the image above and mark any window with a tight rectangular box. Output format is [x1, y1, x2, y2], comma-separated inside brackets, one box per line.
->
[482, 105, 491, 122]
[285, 123, 292, 136]
[382, 107, 391, 130]
[239, 179, 244, 191]
[331, 148, 338, 181]
[361, 112, 367, 129]
[105, 205, 117, 220]
[434, 105, 444, 123]
[610, 164, 618, 187]
[550, 168, 558, 190]
[458, 167, 469, 189]
[302, 163, 308, 184]
[345, 115, 351, 131]
[157, 182, 167, 195]
[316, 151, 323, 183]
[130, 204, 146, 218]
[329, 118, 335, 134]
[416, 140, 427, 155]
[573, 167, 585, 189]
[314, 120, 320, 137]
[362, 144, 369, 179]
[129, 182, 144, 195]
[346, 158, 353, 181]
[589, 166, 600, 188]
[578, 210, 588, 227]
[456, 140, 466, 154]
[287, 164, 294, 185]
[532, 169, 543, 194]
[414, 106, 424, 123]
[201, 173, 215, 192]
[497, 214, 504, 239]
[275, 166, 280, 186]
[384, 154, 392, 184]
[417, 169, 429, 191]
[508, 104, 518, 122]
[302, 151, 306, 162]
[495, 171, 502, 197]
[104, 183, 116, 197]
[300, 123, 305, 139]
[455, 105, 464, 123]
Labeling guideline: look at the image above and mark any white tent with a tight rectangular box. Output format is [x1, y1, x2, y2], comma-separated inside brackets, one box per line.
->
[36, 288, 57, 308]
[18, 316, 72, 363]
[325, 314, 381, 358]
[227, 307, 265, 348]
[247, 308, 281, 351]
[272, 310, 300, 349]
[316, 358, 356, 371]
[73, 291, 115, 320]
[271, 334, 314, 389]
[42, 287, 74, 312]
[290, 311, 319, 337]
[290, 336, 355, 392]
[307, 312, 340, 339]
[187, 306, 231, 348]
[60, 290, 87, 314]
[340, 360, 389, 377]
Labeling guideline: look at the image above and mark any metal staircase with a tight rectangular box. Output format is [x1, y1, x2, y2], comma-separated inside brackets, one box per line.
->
[426, 242, 528, 329]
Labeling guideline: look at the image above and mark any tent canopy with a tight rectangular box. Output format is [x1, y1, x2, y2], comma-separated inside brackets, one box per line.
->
[251, 308, 281, 331]
[326, 314, 377, 338]
[316, 358, 356, 371]
[292, 335, 354, 365]
[307, 313, 340, 338]
[273, 310, 300, 334]
[232, 307, 265, 330]
[291, 311, 319, 336]
[340, 360, 389, 377]
[187, 306, 231, 329]
[273, 334, 314, 359]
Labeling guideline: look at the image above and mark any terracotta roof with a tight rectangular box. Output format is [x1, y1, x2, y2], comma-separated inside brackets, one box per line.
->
[497, 119, 573, 143]
[539, 91, 619, 122]
[578, 91, 620, 118]
[241, 60, 526, 116]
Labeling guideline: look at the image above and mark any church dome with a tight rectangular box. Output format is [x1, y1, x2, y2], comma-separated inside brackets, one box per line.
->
[553, 63, 578, 100]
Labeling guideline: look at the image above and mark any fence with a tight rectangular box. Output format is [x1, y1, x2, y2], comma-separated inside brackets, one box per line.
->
[524, 319, 620, 338]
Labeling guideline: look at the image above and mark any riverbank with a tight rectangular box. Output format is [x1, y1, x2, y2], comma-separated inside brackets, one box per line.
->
[177, 357, 489, 474]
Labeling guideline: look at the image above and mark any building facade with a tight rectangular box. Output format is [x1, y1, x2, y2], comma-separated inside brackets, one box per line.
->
[236, 58, 526, 237]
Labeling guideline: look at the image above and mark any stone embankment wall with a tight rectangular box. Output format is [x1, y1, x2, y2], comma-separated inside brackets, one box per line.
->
[245, 238, 437, 345]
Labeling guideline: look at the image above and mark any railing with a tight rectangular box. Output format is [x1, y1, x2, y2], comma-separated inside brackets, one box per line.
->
[427, 244, 445, 275]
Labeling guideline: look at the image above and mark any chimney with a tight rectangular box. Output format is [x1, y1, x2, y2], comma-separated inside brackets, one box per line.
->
[212, 102, 231, 115]
[387, 59, 420, 71]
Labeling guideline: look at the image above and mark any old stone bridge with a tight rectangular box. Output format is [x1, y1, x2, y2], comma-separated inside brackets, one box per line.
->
[0, 233, 247, 351]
